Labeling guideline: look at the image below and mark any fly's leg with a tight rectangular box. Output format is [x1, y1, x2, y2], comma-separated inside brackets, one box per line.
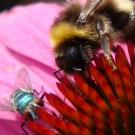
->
[33, 87, 43, 96]
[21, 122, 28, 135]
[33, 88, 50, 106]
[52, 111, 65, 120]
[39, 92, 45, 100]
[33, 86, 45, 100]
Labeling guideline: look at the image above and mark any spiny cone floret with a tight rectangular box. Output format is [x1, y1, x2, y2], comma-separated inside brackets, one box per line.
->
[27, 41, 135, 135]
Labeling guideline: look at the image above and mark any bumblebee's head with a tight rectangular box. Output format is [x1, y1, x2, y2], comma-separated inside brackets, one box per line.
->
[50, 22, 99, 73]
[49, 3, 99, 73]
[54, 39, 86, 73]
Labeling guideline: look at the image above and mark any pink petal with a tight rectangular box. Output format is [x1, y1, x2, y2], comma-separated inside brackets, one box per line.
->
[0, 2, 61, 135]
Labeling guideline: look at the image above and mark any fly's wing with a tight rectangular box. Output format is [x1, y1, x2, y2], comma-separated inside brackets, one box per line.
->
[78, 0, 102, 23]
[0, 95, 17, 111]
[14, 68, 33, 93]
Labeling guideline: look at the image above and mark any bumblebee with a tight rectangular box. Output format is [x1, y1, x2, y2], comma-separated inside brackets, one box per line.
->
[50, 0, 135, 73]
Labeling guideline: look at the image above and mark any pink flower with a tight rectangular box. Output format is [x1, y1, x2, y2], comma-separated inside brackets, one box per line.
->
[0, 1, 134, 135]
[0, 2, 61, 135]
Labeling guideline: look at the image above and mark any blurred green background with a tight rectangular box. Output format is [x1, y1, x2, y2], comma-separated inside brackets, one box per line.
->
[0, 0, 64, 12]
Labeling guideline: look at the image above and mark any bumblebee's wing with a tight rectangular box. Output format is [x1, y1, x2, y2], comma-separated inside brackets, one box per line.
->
[0, 95, 17, 111]
[78, 0, 102, 23]
[14, 68, 33, 93]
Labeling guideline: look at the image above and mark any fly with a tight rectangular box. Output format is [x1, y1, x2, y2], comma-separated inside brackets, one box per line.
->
[0, 68, 45, 135]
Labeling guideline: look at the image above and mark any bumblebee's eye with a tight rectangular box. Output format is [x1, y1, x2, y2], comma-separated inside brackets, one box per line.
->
[55, 46, 85, 73]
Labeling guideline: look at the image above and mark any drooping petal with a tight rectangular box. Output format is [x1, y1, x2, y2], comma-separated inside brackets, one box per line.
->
[0, 2, 62, 135]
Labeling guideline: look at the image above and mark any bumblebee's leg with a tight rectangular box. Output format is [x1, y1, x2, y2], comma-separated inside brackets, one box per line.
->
[80, 44, 92, 64]
[96, 19, 117, 70]
[54, 69, 62, 81]
[126, 9, 135, 43]
[21, 122, 28, 135]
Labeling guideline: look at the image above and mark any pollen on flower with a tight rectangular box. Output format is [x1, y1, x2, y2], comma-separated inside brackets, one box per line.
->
[27, 41, 135, 135]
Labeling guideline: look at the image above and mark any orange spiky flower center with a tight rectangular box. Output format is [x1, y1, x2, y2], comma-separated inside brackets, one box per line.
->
[26, 41, 135, 135]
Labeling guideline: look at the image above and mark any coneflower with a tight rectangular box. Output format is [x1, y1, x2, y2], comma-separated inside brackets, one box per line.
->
[26, 41, 135, 135]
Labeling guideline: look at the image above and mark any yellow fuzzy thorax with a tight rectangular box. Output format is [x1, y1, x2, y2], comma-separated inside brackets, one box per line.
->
[50, 22, 89, 46]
